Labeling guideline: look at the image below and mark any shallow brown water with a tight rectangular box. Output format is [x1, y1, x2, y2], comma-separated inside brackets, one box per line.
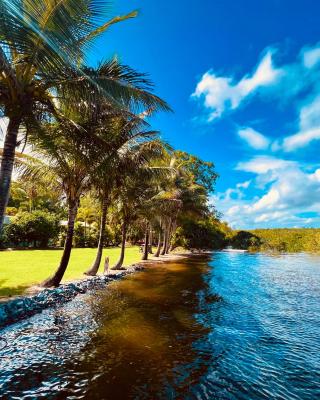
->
[74, 257, 212, 399]
[0, 256, 213, 399]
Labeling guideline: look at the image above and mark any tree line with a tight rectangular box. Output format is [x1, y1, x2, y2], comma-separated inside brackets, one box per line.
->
[0, 1, 222, 288]
[230, 229, 320, 252]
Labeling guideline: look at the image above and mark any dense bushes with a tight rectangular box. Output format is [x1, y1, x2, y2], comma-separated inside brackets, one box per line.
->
[230, 231, 262, 250]
[230, 228, 320, 252]
[172, 217, 230, 250]
[3, 211, 60, 248]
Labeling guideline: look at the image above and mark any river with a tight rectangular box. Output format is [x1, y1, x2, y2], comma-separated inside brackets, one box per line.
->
[0, 252, 320, 399]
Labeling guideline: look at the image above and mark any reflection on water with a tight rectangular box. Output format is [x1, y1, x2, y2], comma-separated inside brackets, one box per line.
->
[1, 253, 320, 399]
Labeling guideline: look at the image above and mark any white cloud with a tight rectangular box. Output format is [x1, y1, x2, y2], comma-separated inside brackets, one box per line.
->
[215, 157, 320, 229]
[198, 43, 320, 228]
[236, 94, 320, 152]
[237, 180, 251, 189]
[283, 128, 320, 152]
[238, 127, 270, 150]
[193, 42, 320, 128]
[299, 95, 320, 130]
[302, 44, 320, 68]
[254, 211, 289, 223]
[281, 95, 320, 151]
[193, 50, 281, 120]
[221, 180, 251, 201]
[236, 155, 296, 174]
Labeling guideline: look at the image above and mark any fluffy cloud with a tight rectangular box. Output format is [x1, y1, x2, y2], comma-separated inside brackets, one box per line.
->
[192, 51, 281, 120]
[282, 95, 320, 151]
[223, 180, 251, 201]
[235, 155, 296, 174]
[237, 127, 270, 150]
[215, 156, 320, 229]
[237, 93, 320, 152]
[303, 44, 320, 68]
[193, 43, 320, 126]
[199, 43, 320, 228]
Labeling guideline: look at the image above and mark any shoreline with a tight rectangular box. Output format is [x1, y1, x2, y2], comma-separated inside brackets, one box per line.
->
[0, 251, 199, 329]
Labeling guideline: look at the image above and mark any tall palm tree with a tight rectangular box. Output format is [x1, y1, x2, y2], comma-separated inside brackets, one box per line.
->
[147, 151, 210, 254]
[111, 141, 167, 269]
[19, 123, 100, 286]
[0, 0, 170, 232]
[84, 114, 158, 275]
[20, 77, 168, 286]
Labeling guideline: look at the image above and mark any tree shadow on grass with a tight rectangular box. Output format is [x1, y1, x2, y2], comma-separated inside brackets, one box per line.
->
[0, 279, 30, 299]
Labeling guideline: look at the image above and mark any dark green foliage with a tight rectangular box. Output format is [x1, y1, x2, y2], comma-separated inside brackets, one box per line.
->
[230, 231, 262, 250]
[71, 222, 120, 248]
[230, 228, 320, 252]
[4, 211, 60, 248]
[174, 151, 218, 193]
[73, 223, 98, 248]
[172, 217, 229, 250]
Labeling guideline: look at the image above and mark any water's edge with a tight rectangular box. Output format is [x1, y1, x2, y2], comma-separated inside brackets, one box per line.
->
[0, 264, 145, 329]
[0, 252, 197, 329]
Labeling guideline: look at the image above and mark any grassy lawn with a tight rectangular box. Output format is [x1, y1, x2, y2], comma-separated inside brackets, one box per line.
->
[0, 246, 141, 298]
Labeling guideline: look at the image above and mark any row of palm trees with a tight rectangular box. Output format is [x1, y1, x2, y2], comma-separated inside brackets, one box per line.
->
[0, 1, 212, 287]
[16, 122, 209, 287]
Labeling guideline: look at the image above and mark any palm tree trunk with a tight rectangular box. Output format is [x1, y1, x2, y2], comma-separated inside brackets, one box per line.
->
[169, 220, 177, 252]
[142, 224, 150, 260]
[165, 219, 173, 254]
[154, 231, 162, 257]
[42, 200, 78, 287]
[84, 197, 108, 276]
[148, 227, 153, 254]
[160, 225, 167, 256]
[112, 220, 127, 269]
[0, 116, 21, 233]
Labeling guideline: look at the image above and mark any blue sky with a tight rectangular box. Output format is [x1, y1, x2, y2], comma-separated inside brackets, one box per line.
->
[91, 1, 320, 228]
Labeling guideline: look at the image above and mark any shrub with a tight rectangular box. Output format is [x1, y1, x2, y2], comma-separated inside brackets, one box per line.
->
[230, 231, 262, 250]
[73, 222, 99, 248]
[4, 210, 60, 248]
[172, 217, 228, 250]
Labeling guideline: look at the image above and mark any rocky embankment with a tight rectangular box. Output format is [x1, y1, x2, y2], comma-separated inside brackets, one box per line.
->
[0, 265, 144, 329]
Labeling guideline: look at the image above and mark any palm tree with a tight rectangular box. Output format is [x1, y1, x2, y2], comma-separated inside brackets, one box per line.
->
[111, 141, 167, 269]
[146, 150, 211, 254]
[19, 123, 99, 286]
[21, 78, 168, 286]
[84, 114, 157, 275]
[0, 0, 162, 232]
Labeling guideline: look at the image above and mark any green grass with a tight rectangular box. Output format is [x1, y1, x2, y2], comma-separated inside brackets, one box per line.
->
[0, 246, 141, 298]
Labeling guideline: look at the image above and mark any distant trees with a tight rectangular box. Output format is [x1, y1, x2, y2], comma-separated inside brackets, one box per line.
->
[172, 217, 229, 250]
[229, 228, 320, 252]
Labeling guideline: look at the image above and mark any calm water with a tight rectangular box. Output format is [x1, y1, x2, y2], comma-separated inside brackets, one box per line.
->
[0, 252, 320, 399]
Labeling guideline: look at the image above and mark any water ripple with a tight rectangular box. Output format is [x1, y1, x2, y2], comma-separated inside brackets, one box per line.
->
[0, 253, 320, 399]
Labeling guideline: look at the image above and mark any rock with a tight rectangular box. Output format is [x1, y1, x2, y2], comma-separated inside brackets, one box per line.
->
[0, 265, 142, 329]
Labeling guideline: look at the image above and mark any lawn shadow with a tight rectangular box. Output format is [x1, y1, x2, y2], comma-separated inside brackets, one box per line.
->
[0, 279, 30, 299]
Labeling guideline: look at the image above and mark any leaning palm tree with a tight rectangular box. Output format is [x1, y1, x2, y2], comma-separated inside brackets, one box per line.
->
[84, 113, 156, 275]
[111, 141, 168, 270]
[23, 92, 167, 286]
[18, 123, 100, 286]
[0, 0, 170, 232]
